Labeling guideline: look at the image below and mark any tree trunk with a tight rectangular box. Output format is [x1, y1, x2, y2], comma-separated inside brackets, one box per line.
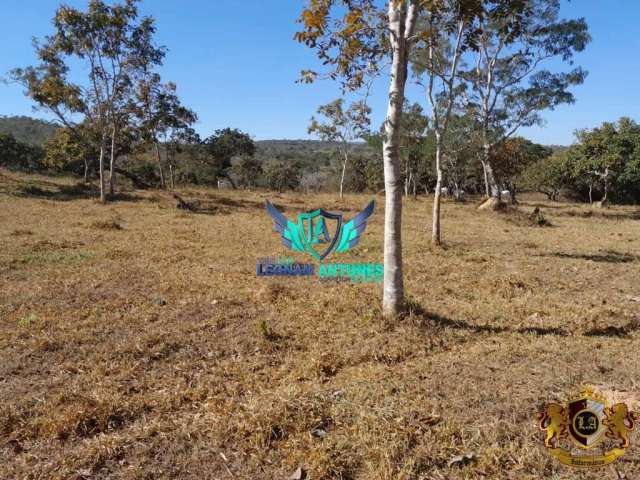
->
[169, 164, 175, 190]
[601, 169, 609, 204]
[588, 183, 593, 204]
[225, 172, 237, 189]
[108, 125, 116, 196]
[83, 157, 89, 183]
[339, 151, 347, 199]
[381, 0, 416, 318]
[98, 141, 106, 203]
[432, 134, 443, 246]
[155, 142, 165, 189]
[483, 144, 500, 198]
[481, 160, 490, 198]
[478, 145, 502, 210]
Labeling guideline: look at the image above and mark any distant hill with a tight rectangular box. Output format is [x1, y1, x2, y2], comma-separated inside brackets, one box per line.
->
[256, 139, 369, 155]
[547, 144, 570, 154]
[0, 116, 59, 145]
[254, 139, 372, 174]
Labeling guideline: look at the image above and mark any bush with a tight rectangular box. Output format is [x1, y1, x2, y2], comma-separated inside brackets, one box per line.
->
[263, 160, 301, 191]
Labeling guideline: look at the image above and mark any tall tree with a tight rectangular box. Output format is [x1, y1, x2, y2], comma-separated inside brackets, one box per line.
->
[411, 1, 479, 245]
[12, 0, 165, 202]
[296, 0, 420, 317]
[308, 99, 371, 199]
[203, 128, 255, 189]
[459, 0, 590, 208]
[132, 77, 195, 189]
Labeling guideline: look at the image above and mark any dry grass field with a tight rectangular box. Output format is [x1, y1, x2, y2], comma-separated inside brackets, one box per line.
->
[1, 169, 639, 480]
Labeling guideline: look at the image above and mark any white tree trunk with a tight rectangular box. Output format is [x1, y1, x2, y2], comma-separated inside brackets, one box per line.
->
[382, 0, 417, 317]
[98, 141, 106, 203]
[109, 125, 116, 196]
[481, 160, 490, 198]
[432, 134, 443, 245]
[339, 150, 348, 199]
[155, 142, 165, 189]
[482, 143, 500, 198]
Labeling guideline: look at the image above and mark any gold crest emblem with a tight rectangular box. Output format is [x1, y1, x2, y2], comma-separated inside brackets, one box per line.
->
[538, 387, 638, 468]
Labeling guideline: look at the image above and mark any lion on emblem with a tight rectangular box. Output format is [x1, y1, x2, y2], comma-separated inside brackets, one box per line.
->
[604, 403, 637, 448]
[539, 403, 567, 448]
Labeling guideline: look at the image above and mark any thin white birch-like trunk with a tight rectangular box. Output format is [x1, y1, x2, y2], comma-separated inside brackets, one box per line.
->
[98, 141, 106, 203]
[382, 0, 417, 317]
[426, 20, 464, 246]
[155, 142, 165, 189]
[432, 133, 443, 245]
[109, 124, 116, 196]
[339, 149, 348, 199]
[482, 143, 500, 197]
[481, 160, 490, 198]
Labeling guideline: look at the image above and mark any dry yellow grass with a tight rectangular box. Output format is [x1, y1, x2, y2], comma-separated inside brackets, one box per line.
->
[1, 169, 639, 479]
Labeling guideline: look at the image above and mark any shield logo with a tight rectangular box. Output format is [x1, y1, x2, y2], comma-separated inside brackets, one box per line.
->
[567, 391, 607, 449]
[296, 209, 342, 261]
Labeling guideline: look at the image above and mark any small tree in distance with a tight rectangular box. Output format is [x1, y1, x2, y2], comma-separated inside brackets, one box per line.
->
[203, 128, 256, 189]
[308, 99, 371, 199]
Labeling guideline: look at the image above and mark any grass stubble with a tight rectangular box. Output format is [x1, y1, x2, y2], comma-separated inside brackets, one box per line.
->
[0, 170, 639, 479]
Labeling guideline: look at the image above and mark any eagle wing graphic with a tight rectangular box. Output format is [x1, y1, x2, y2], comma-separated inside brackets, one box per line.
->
[335, 200, 375, 253]
[265, 201, 305, 252]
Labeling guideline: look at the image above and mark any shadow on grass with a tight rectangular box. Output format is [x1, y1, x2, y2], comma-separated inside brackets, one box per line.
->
[559, 209, 640, 221]
[544, 250, 637, 264]
[407, 300, 640, 340]
[405, 300, 569, 337]
[584, 320, 640, 338]
[16, 183, 96, 201]
[16, 183, 144, 203]
[213, 196, 266, 210]
[518, 201, 568, 210]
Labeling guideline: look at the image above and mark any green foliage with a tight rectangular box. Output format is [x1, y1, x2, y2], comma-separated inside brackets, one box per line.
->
[18, 313, 37, 328]
[255, 319, 271, 340]
[461, 1, 590, 140]
[492, 137, 552, 193]
[202, 128, 255, 184]
[564, 118, 640, 203]
[21, 250, 95, 265]
[521, 118, 640, 203]
[0, 133, 44, 171]
[263, 160, 302, 192]
[232, 156, 263, 188]
[521, 154, 571, 201]
[43, 126, 98, 174]
[308, 99, 371, 145]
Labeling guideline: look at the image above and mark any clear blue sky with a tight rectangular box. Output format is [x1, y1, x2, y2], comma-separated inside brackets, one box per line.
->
[1, 1, 638, 145]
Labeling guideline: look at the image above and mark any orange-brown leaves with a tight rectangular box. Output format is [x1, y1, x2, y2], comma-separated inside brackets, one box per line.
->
[295, 0, 385, 90]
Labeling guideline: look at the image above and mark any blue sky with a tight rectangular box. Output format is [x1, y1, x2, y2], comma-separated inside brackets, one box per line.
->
[1, 0, 638, 145]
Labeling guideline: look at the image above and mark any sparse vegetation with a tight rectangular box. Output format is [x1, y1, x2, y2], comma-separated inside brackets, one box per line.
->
[1, 1, 639, 479]
[1, 171, 639, 479]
